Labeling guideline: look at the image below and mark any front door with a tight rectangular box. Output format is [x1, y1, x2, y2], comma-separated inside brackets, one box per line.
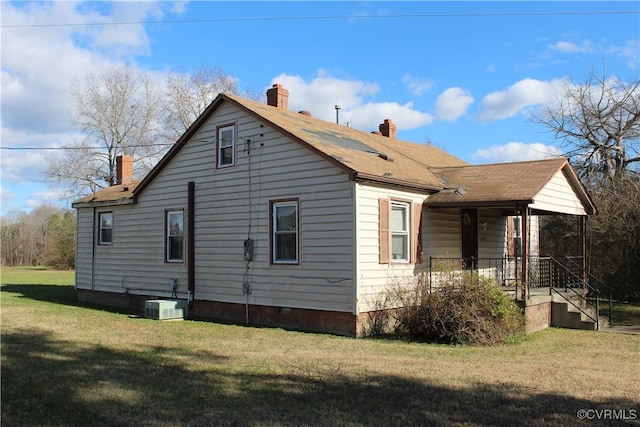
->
[461, 209, 478, 269]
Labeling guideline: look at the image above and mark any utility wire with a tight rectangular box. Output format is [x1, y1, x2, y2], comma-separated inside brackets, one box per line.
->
[2, 11, 637, 28]
[1, 144, 176, 150]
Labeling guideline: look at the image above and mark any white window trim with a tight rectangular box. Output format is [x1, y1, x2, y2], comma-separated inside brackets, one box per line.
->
[272, 200, 299, 264]
[390, 201, 410, 262]
[217, 124, 235, 168]
[98, 212, 113, 245]
[166, 210, 184, 263]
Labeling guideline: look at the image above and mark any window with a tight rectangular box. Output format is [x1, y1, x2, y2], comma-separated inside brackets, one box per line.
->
[98, 212, 113, 245]
[391, 201, 410, 261]
[166, 210, 184, 262]
[513, 216, 522, 257]
[379, 198, 421, 264]
[217, 124, 235, 168]
[271, 200, 298, 264]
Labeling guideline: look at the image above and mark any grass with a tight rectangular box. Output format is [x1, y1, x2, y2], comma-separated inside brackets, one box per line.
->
[2, 267, 639, 426]
[611, 301, 640, 326]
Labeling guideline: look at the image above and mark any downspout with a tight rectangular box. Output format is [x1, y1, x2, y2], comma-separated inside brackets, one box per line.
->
[188, 182, 195, 307]
[91, 207, 96, 291]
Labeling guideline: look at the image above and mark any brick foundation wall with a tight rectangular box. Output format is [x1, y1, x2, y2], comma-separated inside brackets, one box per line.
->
[77, 290, 357, 337]
[192, 300, 357, 337]
[78, 289, 147, 311]
[522, 300, 551, 332]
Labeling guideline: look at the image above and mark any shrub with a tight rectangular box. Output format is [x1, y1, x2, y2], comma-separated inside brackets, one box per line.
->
[393, 272, 525, 345]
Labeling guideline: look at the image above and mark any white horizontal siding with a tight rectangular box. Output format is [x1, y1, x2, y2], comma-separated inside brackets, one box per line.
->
[422, 208, 460, 258]
[531, 170, 586, 215]
[81, 101, 356, 312]
[355, 183, 429, 313]
[477, 209, 506, 259]
[75, 209, 94, 289]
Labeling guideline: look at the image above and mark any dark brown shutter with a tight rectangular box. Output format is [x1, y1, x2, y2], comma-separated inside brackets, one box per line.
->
[411, 202, 423, 264]
[379, 198, 390, 264]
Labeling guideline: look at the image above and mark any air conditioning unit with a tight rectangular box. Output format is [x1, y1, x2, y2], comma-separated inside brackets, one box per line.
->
[145, 299, 188, 320]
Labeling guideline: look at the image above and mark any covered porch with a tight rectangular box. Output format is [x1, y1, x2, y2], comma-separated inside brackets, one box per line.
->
[422, 158, 604, 331]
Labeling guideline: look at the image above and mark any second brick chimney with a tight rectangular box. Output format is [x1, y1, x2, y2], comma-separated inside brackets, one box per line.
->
[115, 155, 133, 186]
[379, 119, 397, 139]
[266, 83, 289, 109]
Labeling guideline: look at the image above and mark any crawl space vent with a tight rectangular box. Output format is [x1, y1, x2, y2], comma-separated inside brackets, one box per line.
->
[145, 299, 188, 320]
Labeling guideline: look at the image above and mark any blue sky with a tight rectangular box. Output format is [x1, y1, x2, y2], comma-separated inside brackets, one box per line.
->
[1, 1, 639, 215]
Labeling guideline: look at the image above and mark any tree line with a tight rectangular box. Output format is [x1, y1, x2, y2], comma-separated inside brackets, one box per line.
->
[1, 205, 76, 269]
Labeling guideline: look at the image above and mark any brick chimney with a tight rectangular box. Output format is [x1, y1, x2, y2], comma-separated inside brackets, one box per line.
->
[266, 83, 289, 109]
[115, 155, 133, 186]
[379, 119, 397, 139]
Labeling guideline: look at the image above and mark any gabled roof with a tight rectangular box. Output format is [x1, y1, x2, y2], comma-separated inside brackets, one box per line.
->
[72, 92, 596, 216]
[426, 158, 597, 214]
[131, 93, 468, 197]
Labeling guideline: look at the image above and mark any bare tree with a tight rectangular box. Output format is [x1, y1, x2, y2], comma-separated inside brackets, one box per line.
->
[47, 66, 162, 199]
[162, 66, 240, 141]
[48, 65, 253, 200]
[535, 67, 640, 183]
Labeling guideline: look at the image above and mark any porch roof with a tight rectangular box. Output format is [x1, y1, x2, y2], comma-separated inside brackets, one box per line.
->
[72, 181, 140, 207]
[425, 158, 597, 215]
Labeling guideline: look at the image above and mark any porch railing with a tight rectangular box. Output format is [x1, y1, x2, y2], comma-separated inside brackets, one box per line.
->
[428, 256, 522, 299]
[564, 256, 614, 326]
[429, 256, 612, 329]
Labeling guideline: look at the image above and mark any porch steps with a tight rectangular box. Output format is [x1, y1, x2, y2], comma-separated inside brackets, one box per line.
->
[551, 299, 608, 330]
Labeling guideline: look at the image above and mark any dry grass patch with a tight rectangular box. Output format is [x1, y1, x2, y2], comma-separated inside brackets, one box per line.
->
[2, 268, 639, 426]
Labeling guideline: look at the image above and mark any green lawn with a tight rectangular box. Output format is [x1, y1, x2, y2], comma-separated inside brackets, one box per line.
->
[1, 267, 639, 426]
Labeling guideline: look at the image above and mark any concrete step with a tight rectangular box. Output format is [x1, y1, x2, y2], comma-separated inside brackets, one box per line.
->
[551, 301, 605, 330]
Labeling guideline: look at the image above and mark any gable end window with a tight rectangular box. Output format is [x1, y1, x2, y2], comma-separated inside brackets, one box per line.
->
[166, 210, 184, 263]
[216, 124, 235, 168]
[270, 199, 299, 264]
[98, 212, 113, 245]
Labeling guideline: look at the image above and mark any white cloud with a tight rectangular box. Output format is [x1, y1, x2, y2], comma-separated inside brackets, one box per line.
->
[434, 87, 474, 122]
[347, 102, 433, 131]
[471, 142, 562, 164]
[476, 78, 569, 122]
[403, 74, 433, 96]
[0, 186, 16, 212]
[549, 40, 597, 53]
[270, 72, 433, 131]
[25, 189, 69, 210]
[0, 1, 184, 213]
[614, 39, 640, 70]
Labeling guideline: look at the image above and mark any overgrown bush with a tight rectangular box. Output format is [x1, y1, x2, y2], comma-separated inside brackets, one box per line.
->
[393, 272, 526, 345]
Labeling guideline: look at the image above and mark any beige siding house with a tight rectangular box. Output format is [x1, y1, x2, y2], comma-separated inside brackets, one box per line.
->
[73, 84, 597, 336]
